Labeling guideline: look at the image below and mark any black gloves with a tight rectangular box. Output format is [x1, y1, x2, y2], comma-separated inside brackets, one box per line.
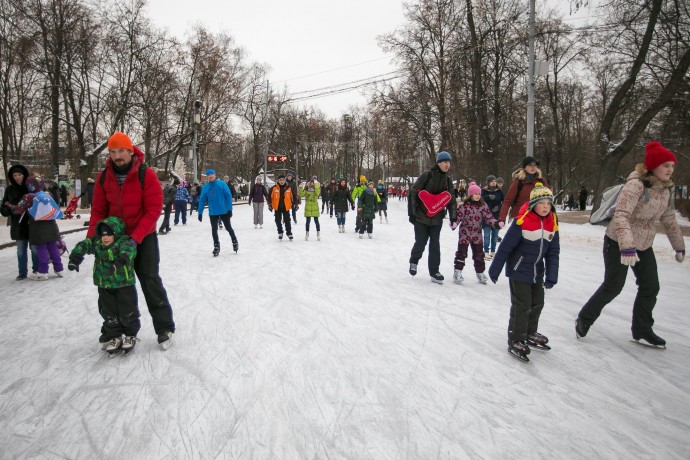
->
[227, 211, 233, 218]
[408, 216, 415, 224]
[544, 281, 555, 289]
[198, 214, 203, 222]
[68, 254, 84, 272]
[112, 253, 129, 269]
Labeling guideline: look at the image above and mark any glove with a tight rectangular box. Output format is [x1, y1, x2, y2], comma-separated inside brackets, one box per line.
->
[268, 206, 273, 212]
[676, 250, 685, 263]
[544, 281, 554, 289]
[490, 275, 498, 284]
[450, 221, 459, 230]
[409, 216, 415, 224]
[112, 253, 129, 269]
[227, 211, 233, 218]
[198, 214, 203, 222]
[620, 248, 639, 266]
[68, 254, 83, 272]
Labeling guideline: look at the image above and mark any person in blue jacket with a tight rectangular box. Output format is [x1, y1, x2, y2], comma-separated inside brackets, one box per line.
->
[197, 169, 238, 256]
[488, 183, 560, 362]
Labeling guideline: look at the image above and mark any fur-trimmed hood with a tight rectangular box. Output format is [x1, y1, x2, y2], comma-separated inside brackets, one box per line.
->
[631, 163, 674, 190]
[512, 167, 544, 181]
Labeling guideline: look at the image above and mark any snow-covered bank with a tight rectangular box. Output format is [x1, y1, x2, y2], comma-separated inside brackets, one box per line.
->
[0, 200, 688, 458]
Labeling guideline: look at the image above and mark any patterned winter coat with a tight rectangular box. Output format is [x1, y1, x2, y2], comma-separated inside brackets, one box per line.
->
[174, 185, 190, 202]
[498, 168, 548, 222]
[299, 182, 321, 217]
[357, 187, 378, 220]
[9, 175, 61, 245]
[606, 163, 685, 252]
[72, 217, 137, 289]
[455, 198, 497, 244]
[163, 184, 176, 206]
[489, 202, 560, 285]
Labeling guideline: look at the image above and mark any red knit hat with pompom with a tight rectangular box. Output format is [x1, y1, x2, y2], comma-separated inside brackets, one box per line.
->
[645, 141, 676, 171]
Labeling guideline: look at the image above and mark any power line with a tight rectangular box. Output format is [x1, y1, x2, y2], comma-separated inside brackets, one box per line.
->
[275, 57, 393, 83]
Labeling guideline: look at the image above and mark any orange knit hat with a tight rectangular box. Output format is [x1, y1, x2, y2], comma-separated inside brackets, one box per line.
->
[108, 132, 133, 151]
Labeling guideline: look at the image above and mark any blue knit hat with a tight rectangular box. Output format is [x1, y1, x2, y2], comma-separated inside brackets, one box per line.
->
[206, 169, 216, 175]
[436, 151, 451, 163]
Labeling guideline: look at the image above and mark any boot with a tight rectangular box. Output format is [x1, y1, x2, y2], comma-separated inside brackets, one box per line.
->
[453, 269, 464, 284]
[317, 231, 321, 241]
[385, 216, 388, 223]
[367, 233, 372, 239]
[305, 232, 309, 241]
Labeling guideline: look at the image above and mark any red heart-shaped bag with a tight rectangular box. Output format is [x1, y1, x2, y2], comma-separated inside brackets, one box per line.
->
[418, 190, 452, 217]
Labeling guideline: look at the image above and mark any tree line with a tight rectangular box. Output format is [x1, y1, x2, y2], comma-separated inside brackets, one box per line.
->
[1, 0, 688, 202]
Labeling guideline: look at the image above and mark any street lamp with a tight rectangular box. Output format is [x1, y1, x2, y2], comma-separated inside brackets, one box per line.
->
[192, 99, 201, 183]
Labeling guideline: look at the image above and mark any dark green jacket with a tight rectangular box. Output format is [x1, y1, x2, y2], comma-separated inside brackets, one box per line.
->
[72, 216, 137, 289]
[357, 188, 378, 220]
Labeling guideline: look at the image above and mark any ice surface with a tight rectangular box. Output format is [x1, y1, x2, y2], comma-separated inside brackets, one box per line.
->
[0, 200, 688, 458]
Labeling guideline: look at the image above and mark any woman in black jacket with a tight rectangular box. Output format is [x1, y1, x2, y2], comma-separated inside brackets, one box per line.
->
[1, 164, 38, 280]
[330, 178, 354, 233]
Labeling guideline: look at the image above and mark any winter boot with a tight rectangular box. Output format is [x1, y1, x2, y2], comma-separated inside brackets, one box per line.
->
[485, 252, 493, 260]
[158, 331, 174, 350]
[305, 232, 309, 241]
[575, 318, 590, 339]
[15, 274, 27, 281]
[317, 231, 321, 241]
[409, 263, 418, 276]
[453, 269, 464, 284]
[633, 330, 666, 347]
[430, 272, 444, 284]
[477, 273, 488, 284]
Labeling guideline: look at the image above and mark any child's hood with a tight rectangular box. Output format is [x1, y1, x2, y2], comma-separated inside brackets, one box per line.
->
[25, 175, 44, 193]
[96, 216, 127, 238]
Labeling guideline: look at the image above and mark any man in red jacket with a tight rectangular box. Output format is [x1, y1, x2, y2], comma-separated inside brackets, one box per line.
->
[87, 132, 175, 350]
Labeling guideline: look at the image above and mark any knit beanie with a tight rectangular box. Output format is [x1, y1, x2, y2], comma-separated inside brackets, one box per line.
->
[360, 175, 367, 183]
[98, 223, 114, 236]
[644, 141, 676, 171]
[107, 132, 133, 151]
[528, 182, 554, 210]
[467, 182, 481, 196]
[486, 175, 496, 184]
[436, 151, 451, 163]
[496, 177, 504, 184]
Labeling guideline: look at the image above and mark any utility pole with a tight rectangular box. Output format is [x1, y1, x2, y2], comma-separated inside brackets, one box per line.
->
[192, 87, 201, 183]
[263, 80, 269, 185]
[526, 0, 536, 158]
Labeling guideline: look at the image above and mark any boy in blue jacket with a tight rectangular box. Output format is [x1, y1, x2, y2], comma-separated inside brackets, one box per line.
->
[488, 183, 560, 362]
[197, 169, 238, 256]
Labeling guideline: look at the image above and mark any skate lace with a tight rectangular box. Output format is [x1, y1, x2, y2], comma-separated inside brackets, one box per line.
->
[123, 336, 138, 348]
[527, 332, 548, 344]
[107, 337, 122, 350]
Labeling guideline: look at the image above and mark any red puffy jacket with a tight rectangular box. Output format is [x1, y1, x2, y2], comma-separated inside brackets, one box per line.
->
[86, 146, 162, 244]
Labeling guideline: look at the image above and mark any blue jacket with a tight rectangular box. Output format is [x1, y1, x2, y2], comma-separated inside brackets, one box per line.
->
[174, 185, 191, 202]
[488, 203, 559, 285]
[198, 179, 233, 217]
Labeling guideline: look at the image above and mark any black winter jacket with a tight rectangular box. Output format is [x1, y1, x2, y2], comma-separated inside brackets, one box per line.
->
[1, 165, 31, 241]
[331, 186, 354, 213]
[408, 165, 457, 226]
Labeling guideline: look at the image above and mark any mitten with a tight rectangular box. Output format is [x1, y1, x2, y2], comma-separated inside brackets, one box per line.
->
[620, 248, 639, 266]
[112, 253, 129, 269]
[198, 214, 203, 222]
[450, 221, 459, 230]
[544, 281, 555, 289]
[676, 250, 685, 263]
[68, 254, 83, 272]
[490, 275, 498, 284]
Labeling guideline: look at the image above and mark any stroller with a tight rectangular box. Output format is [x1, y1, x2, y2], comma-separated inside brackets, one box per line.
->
[62, 195, 82, 219]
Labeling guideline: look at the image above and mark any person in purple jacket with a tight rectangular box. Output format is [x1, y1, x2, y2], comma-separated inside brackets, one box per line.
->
[248, 176, 270, 229]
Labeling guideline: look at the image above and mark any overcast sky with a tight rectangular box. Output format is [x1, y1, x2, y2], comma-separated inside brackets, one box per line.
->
[145, 0, 600, 119]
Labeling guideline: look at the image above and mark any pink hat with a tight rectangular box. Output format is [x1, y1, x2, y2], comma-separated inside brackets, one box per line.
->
[467, 182, 481, 196]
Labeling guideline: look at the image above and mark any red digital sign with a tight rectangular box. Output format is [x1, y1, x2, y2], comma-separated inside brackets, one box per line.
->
[267, 155, 288, 162]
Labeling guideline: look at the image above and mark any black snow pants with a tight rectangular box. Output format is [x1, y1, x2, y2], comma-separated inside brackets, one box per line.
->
[409, 222, 442, 275]
[98, 285, 140, 339]
[507, 279, 545, 344]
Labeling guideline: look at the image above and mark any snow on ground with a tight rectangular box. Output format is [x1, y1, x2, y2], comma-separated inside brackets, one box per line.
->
[1, 200, 689, 458]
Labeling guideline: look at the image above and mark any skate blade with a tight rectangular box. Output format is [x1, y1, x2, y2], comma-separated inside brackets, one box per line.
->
[430, 278, 444, 284]
[160, 340, 173, 351]
[526, 342, 551, 351]
[631, 339, 666, 350]
[106, 350, 122, 358]
[507, 348, 529, 362]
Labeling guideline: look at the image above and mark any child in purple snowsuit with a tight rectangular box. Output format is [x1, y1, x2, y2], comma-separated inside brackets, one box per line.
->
[9, 175, 64, 280]
[450, 182, 500, 285]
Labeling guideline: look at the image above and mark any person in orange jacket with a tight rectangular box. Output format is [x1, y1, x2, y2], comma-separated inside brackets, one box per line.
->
[268, 175, 294, 240]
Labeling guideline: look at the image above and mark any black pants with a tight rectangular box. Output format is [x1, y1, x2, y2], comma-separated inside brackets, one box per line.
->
[578, 236, 660, 336]
[355, 211, 363, 232]
[98, 285, 140, 339]
[507, 279, 545, 343]
[134, 232, 175, 335]
[291, 206, 298, 223]
[358, 218, 373, 234]
[321, 199, 329, 213]
[160, 202, 173, 231]
[409, 222, 442, 274]
[275, 209, 292, 236]
[454, 241, 485, 272]
[210, 213, 237, 247]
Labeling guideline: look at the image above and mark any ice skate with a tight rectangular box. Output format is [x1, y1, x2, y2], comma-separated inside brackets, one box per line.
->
[632, 331, 666, 349]
[526, 332, 551, 350]
[105, 337, 123, 357]
[287, 234, 293, 241]
[317, 231, 321, 241]
[121, 336, 139, 355]
[385, 216, 388, 223]
[453, 269, 464, 284]
[278, 233, 284, 240]
[359, 234, 363, 239]
[305, 232, 309, 241]
[430, 272, 444, 284]
[575, 318, 590, 339]
[54, 270, 64, 278]
[158, 331, 174, 350]
[29, 272, 49, 281]
[476, 273, 488, 284]
[508, 341, 530, 362]
[409, 263, 417, 276]
[232, 241, 239, 253]
[212, 246, 220, 257]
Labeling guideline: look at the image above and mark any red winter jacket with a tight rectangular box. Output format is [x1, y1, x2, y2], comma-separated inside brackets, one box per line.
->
[86, 146, 162, 244]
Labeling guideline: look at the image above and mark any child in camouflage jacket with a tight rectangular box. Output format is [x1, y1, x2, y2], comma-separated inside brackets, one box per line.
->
[68, 216, 140, 353]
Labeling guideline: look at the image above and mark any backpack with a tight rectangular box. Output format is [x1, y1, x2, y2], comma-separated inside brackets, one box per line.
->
[99, 163, 148, 188]
[589, 180, 655, 226]
[28, 191, 64, 220]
